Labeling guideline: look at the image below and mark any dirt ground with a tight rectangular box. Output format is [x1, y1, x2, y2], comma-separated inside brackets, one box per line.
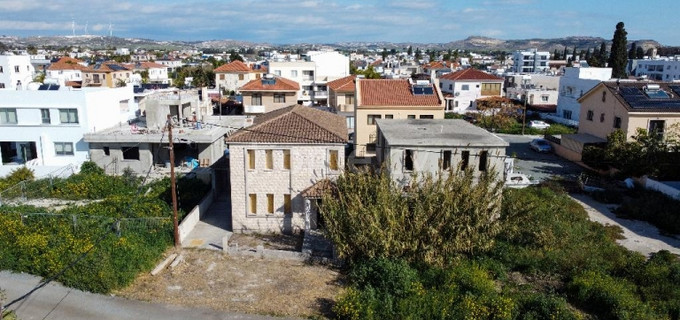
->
[229, 233, 304, 251]
[116, 249, 345, 319]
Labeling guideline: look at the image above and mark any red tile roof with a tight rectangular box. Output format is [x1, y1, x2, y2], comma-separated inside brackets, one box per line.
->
[214, 60, 252, 73]
[239, 76, 299, 92]
[47, 57, 89, 71]
[226, 105, 347, 144]
[439, 68, 503, 81]
[327, 75, 356, 93]
[358, 79, 442, 107]
[123, 61, 166, 70]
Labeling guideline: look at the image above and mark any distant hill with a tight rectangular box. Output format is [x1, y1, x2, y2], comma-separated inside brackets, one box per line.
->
[0, 35, 663, 52]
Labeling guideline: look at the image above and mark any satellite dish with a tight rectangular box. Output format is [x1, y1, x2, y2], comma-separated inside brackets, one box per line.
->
[454, 92, 460, 97]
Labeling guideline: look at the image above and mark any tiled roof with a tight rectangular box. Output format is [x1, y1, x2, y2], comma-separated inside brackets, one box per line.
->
[47, 57, 89, 71]
[358, 79, 442, 106]
[239, 76, 299, 91]
[423, 61, 451, 70]
[64, 81, 82, 88]
[439, 68, 503, 81]
[226, 105, 347, 144]
[327, 75, 356, 93]
[85, 62, 130, 73]
[214, 60, 252, 73]
[123, 61, 166, 70]
[301, 179, 335, 198]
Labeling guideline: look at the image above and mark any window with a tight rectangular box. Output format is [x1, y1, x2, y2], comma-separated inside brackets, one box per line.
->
[347, 116, 354, 129]
[461, 151, 470, 170]
[442, 150, 452, 170]
[274, 70, 281, 76]
[265, 150, 273, 169]
[249, 194, 257, 214]
[366, 143, 376, 152]
[602, 91, 606, 102]
[0, 83, 4, 88]
[385, 114, 394, 119]
[367, 114, 381, 125]
[251, 94, 262, 105]
[461, 84, 470, 90]
[448, 84, 452, 90]
[419, 115, 434, 119]
[283, 150, 290, 170]
[14, 66, 20, 73]
[40, 109, 51, 124]
[649, 120, 665, 137]
[481, 83, 501, 96]
[0, 108, 18, 124]
[478, 151, 488, 172]
[248, 150, 255, 170]
[103, 146, 110, 156]
[284, 194, 292, 214]
[600, 113, 605, 123]
[586, 110, 594, 121]
[541, 95, 549, 102]
[407, 115, 416, 119]
[329, 150, 339, 171]
[54, 142, 74, 156]
[238, 74, 244, 80]
[404, 149, 414, 171]
[267, 194, 274, 214]
[563, 110, 572, 120]
[274, 94, 285, 103]
[59, 109, 79, 124]
[0, 66, 2, 73]
[122, 147, 139, 160]
[291, 70, 298, 77]
[219, 74, 225, 80]
[614, 117, 622, 129]
[345, 94, 354, 104]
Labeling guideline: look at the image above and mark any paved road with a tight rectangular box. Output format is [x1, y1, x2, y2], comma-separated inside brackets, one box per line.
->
[571, 194, 680, 257]
[0, 271, 288, 320]
[497, 133, 583, 182]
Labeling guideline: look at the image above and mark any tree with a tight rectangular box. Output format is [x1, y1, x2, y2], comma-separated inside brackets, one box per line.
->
[553, 49, 559, 60]
[229, 50, 243, 62]
[354, 65, 381, 79]
[628, 42, 637, 59]
[381, 48, 388, 60]
[571, 47, 578, 61]
[407, 46, 412, 56]
[636, 46, 645, 59]
[563, 46, 568, 61]
[414, 47, 422, 60]
[608, 22, 628, 78]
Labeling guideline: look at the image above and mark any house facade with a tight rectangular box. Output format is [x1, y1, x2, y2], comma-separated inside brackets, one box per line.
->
[239, 75, 299, 115]
[46, 57, 89, 87]
[511, 49, 550, 73]
[554, 67, 612, 126]
[353, 78, 445, 161]
[214, 60, 263, 93]
[226, 105, 347, 233]
[123, 62, 171, 84]
[630, 57, 680, 81]
[376, 119, 508, 186]
[83, 62, 132, 88]
[0, 86, 135, 176]
[439, 68, 504, 113]
[0, 54, 35, 90]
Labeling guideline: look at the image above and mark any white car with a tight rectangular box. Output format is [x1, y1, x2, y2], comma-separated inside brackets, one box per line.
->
[528, 120, 550, 130]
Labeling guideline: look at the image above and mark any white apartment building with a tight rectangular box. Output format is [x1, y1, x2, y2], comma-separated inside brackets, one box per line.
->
[631, 57, 680, 81]
[552, 67, 612, 126]
[0, 86, 136, 177]
[0, 54, 36, 90]
[268, 61, 317, 105]
[512, 49, 550, 73]
[46, 57, 89, 87]
[439, 68, 504, 113]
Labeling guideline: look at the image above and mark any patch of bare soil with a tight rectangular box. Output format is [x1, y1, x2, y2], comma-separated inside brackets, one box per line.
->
[116, 249, 344, 318]
[229, 232, 304, 251]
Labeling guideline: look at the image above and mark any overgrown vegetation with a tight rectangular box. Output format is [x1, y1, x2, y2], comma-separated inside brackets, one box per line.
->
[615, 188, 680, 235]
[326, 171, 680, 319]
[0, 162, 210, 293]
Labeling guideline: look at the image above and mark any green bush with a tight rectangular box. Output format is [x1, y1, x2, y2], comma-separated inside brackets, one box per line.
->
[514, 293, 581, 320]
[615, 189, 680, 235]
[349, 258, 419, 298]
[79, 161, 105, 176]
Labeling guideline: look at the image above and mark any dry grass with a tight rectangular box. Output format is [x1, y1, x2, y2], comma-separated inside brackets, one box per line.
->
[229, 232, 304, 251]
[115, 249, 344, 318]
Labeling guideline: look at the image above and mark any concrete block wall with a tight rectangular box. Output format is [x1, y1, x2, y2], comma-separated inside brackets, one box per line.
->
[229, 143, 344, 233]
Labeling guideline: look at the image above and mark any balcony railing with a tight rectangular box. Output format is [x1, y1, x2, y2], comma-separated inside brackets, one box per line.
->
[244, 105, 265, 114]
[313, 91, 328, 98]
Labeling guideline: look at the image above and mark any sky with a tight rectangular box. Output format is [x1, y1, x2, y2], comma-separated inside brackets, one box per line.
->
[1, 0, 679, 45]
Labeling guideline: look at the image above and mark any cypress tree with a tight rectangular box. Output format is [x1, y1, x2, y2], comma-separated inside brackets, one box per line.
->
[608, 22, 629, 78]
[563, 46, 568, 60]
[598, 42, 607, 66]
[628, 42, 637, 59]
[572, 47, 578, 61]
[553, 49, 559, 60]
[636, 46, 644, 59]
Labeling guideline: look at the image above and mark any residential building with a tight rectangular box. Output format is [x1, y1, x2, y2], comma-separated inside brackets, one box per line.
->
[439, 68, 504, 113]
[512, 49, 550, 73]
[305, 51, 350, 81]
[353, 78, 445, 161]
[84, 90, 235, 175]
[83, 62, 132, 88]
[553, 81, 680, 162]
[214, 60, 263, 93]
[226, 105, 347, 233]
[155, 57, 183, 73]
[376, 119, 508, 186]
[268, 61, 318, 105]
[328, 75, 356, 132]
[45, 57, 88, 87]
[123, 61, 171, 84]
[238, 75, 299, 115]
[553, 67, 612, 126]
[630, 57, 680, 81]
[505, 74, 560, 112]
[0, 54, 35, 90]
[0, 86, 135, 177]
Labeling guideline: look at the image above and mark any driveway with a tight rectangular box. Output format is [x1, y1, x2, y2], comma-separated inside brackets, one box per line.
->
[497, 133, 582, 182]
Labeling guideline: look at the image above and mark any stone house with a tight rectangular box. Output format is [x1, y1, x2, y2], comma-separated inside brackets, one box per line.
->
[226, 105, 347, 233]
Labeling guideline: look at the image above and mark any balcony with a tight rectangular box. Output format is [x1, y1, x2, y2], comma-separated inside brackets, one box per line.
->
[244, 105, 265, 114]
[313, 91, 328, 99]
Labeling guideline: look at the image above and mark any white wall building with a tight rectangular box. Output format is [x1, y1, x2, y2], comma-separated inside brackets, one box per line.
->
[512, 49, 550, 73]
[552, 67, 612, 126]
[0, 86, 136, 177]
[268, 61, 317, 105]
[439, 68, 504, 113]
[0, 54, 36, 90]
[630, 57, 680, 81]
[305, 51, 350, 81]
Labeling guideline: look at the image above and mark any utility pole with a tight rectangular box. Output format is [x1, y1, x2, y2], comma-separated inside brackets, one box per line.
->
[167, 115, 180, 247]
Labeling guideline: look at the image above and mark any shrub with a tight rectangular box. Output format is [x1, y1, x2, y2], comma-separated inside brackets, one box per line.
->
[79, 161, 105, 176]
[349, 258, 419, 298]
[615, 189, 680, 235]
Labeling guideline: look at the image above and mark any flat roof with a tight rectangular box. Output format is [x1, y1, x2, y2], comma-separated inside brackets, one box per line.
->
[84, 120, 231, 144]
[377, 119, 509, 147]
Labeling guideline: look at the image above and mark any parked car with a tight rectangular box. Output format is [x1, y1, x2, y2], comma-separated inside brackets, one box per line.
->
[529, 138, 552, 153]
[528, 120, 550, 130]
